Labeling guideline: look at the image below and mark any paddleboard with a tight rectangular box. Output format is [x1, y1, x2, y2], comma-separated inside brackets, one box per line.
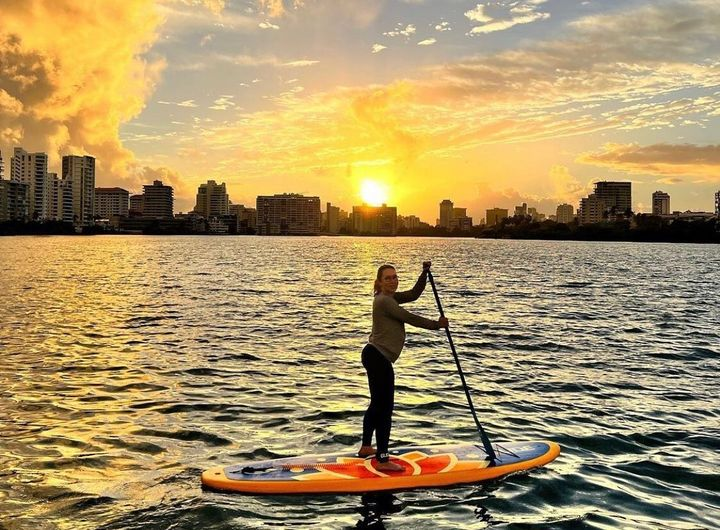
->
[201, 440, 560, 494]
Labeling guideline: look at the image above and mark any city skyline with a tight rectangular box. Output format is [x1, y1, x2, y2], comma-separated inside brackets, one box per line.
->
[3, 145, 719, 229]
[2, 1, 720, 221]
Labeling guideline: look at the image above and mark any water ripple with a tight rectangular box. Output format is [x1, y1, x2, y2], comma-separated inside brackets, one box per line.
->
[1, 236, 719, 529]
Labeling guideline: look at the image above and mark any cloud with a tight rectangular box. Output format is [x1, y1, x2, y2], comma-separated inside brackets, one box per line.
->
[175, 0, 720, 201]
[0, 0, 165, 182]
[282, 59, 319, 67]
[466, 0, 549, 35]
[259, 21, 280, 30]
[549, 165, 588, 205]
[435, 21, 451, 32]
[209, 95, 236, 110]
[371, 44, 387, 54]
[158, 99, 199, 107]
[417, 38, 436, 46]
[258, 0, 305, 18]
[384, 24, 416, 38]
[465, 4, 493, 23]
[578, 143, 720, 181]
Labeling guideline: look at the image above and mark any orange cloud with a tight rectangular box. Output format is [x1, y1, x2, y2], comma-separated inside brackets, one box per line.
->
[0, 0, 165, 189]
[577, 143, 720, 182]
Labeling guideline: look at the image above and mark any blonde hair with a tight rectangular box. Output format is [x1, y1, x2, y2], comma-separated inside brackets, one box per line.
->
[373, 264, 396, 295]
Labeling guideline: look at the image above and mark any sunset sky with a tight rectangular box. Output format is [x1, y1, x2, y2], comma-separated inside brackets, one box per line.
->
[1, 0, 719, 221]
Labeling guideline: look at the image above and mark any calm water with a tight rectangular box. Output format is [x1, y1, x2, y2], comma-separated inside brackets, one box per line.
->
[1, 236, 718, 530]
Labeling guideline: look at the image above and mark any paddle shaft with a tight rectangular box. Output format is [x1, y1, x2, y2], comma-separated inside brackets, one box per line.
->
[427, 270, 497, 462]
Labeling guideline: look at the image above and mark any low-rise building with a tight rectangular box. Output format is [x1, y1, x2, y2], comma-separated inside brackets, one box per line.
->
[95, 187, 129, 218]
[256, 193, 320, 235]
[485, 208, 509, 227]
[352, 204, 398, 235]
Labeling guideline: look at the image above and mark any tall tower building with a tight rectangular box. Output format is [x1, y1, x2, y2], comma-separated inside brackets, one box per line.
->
[143, 180, 174, 219]
[556, 203, 574, 224]
[62, 155, 95, 225]
[11, 147, 49, 220]
[715, 190, 720, 217]
[594, 181, 632, 214]
[577, 181, 632, 224]
[194, 180, 229, 218]
[652, 191, 670, 215]
[438, 199, 453, 229]
[326, 202, 340, 233]
[0, 149, 4, 179]
[50, 174, 74, 223]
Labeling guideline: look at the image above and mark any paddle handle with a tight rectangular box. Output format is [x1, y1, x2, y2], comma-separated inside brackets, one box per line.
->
[427, 270, 497, 462]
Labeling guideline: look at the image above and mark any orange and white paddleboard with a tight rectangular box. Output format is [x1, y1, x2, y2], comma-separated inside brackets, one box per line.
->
[201, 440, 560, 494]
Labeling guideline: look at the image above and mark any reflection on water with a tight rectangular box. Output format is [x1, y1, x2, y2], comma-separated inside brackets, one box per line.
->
[1, 235, 719, 529]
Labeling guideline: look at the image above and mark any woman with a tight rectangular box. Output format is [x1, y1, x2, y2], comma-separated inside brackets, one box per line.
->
[359, 261, 449, 472]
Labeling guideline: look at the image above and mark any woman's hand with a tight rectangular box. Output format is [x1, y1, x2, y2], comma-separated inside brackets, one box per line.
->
[422, 261, 432, 273]
[438, 317, 449, 328]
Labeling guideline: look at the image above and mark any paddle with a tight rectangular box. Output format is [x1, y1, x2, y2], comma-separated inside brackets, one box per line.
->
[427, 269, 497, 463]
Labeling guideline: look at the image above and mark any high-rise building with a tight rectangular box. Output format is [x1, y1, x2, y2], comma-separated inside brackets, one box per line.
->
[0, 179, 30, 221]
[129, 194, 144, 216]
[652, 191, 670, 215]
[256, 193, 321, 235]
[514, 203, 528, 217]
[62, 155, 95, 225]
[95, 187, 129, 218]
[352, 203, 398, 235]
[326, 202, 340, 233]
[578, 194, 605, 224]
[556, 203, 574, 224]
[449, 207, 473, 231]
[594, 181, 632, 214]
[485, 208, 508, 226]
[194, 180, 229, 218]
[715, 190, 719, 217]
[50, 175, 74, 223]
[578, 181, 632, 224]
[142, 180, 174, 219]
[11, 147, 49, 220]
[438, 199, 454, 229]
[0, 150, 4, 180]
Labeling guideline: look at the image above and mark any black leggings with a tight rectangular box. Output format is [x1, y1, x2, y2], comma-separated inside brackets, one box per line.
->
[361, 344, 395, 462]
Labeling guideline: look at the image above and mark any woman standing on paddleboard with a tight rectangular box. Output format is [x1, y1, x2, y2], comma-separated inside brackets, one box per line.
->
[359, 261, 449, 472]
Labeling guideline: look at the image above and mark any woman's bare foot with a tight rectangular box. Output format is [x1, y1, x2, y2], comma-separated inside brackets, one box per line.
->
[375, 460, 404, 472]
[358, 445, 375, 458]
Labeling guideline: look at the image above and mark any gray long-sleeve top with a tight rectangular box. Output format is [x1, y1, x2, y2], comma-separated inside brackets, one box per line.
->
[368, 271, 440, 363]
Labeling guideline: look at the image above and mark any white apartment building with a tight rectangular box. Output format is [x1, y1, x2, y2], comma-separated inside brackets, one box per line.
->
[62, 155, 95, 225]
[11, 147, 49, 220]
[95, 187, 129, 218]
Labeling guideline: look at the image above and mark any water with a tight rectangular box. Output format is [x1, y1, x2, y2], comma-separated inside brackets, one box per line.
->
[0, 236, 718, 529]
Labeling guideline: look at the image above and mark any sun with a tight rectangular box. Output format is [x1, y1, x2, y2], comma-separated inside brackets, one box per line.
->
[360, 179, 389, 206]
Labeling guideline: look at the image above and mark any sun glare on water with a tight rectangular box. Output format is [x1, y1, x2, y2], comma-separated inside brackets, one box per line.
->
[360, 180, 389, 206]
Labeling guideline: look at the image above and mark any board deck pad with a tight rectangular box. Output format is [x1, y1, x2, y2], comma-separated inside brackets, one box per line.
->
[202, 441, 560, 494]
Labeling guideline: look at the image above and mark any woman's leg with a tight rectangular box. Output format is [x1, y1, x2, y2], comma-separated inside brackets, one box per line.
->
[361, 345, 394, 462]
